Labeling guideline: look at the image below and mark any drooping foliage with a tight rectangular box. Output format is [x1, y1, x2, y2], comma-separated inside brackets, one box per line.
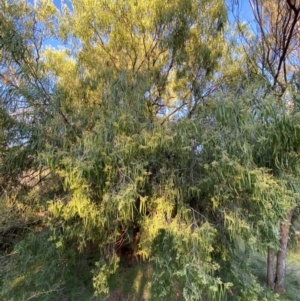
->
[0, 1, 300, 300]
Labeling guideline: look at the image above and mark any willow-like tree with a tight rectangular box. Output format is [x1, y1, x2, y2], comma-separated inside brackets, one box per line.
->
[1, 1, 299, 300]
[231, 0, 300, 293]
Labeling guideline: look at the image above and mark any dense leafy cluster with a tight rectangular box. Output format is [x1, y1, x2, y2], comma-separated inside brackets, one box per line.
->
[0, 1, 300, 300]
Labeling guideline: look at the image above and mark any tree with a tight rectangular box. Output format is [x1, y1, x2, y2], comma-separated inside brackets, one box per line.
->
[229, 0, 300, 293]
[231, 0, 300, 94]
[253, 0, 300, 94]
[247, 0, 300, 293]
[1, 0, 299, 300]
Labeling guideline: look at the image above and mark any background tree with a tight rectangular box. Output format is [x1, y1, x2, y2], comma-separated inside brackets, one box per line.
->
[229, 0, 300, 293]
[231, 0, 300, 94]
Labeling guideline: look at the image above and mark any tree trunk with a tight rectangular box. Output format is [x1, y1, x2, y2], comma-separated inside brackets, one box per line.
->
[274, 210, 293, 294]
[267, 247, 275, 290]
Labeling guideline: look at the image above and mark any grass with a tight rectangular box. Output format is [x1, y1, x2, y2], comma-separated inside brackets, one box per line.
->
[106, 263, 152, 301]
[105, 262, 187, 301]
[103, 248, 300, 301]
[249, 249, 300, 301]
[1, 238, 299, 300]
[284, 251, 300, 301]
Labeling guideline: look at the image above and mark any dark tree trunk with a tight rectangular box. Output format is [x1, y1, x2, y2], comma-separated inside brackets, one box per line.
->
[267, 247, 275, 290]
[274, 210, 293, 294]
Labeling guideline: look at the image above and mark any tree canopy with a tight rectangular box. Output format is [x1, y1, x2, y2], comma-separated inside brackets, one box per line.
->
[1, 0, 300, 300]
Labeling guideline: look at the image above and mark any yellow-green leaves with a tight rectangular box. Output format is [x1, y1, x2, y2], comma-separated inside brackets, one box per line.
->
[54, 0, 227, 121]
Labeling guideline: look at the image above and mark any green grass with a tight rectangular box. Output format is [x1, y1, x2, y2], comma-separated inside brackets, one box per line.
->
[106, 262, 187, 301]
[107, 263, 152, 301]
[1, 239, 299, 301]
[103, 249, 300, 301]
[284, 251, 300, 301]
[249, 250, 300, 301]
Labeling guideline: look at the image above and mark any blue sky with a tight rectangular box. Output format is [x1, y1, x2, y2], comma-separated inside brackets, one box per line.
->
[227, 0, 253, 24]
[27, 0, 253, 21]
[27, 0, 70, 11]
[26, 0, 253, 49]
